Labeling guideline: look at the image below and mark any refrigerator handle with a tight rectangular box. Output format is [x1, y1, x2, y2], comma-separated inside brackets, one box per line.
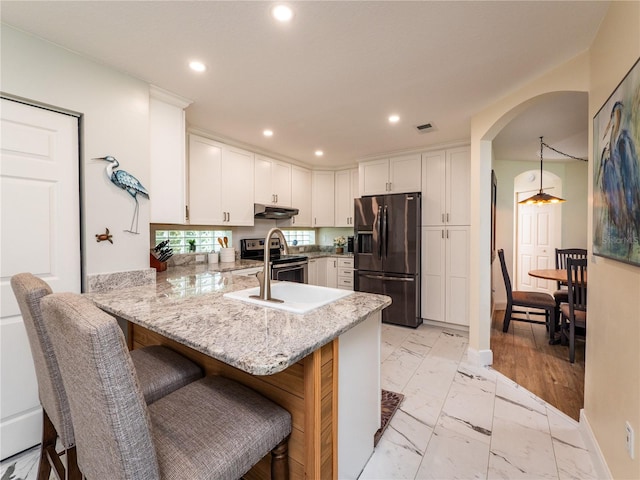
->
[361, 274, 415, 282]
[376, 205, 383, 260]
[383, 204, 389, 258]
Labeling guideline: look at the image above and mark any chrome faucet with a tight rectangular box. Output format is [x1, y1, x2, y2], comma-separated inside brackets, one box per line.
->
[251, 227, 289, 302]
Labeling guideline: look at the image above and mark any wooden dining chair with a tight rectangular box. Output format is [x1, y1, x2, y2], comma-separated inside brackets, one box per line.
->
[560, 257, 587, 363]
[10, 273, 204, 480]
[41, 292, 292, 480]
[497, 249, 557, 339]
[553, 248, 588, 316]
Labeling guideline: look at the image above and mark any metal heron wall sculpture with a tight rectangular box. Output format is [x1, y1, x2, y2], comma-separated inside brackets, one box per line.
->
[94, 156, 149, 234]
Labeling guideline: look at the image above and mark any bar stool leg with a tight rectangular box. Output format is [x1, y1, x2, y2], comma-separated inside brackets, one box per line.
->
[270, 437, 289, 480]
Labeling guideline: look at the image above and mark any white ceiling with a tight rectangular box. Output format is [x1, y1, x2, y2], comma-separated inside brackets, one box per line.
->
[1, 1, 608, 167]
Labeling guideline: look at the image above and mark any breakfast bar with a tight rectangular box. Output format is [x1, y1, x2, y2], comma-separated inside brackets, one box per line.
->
[88, 266, 391, 480]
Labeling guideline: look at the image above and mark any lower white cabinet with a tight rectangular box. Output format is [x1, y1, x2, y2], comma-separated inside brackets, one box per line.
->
[308, 258, 319, 285]
[421, 226, 469, 326]
[337, 257, 354, 290]
[325, 257, 338, 288]
[308, 257, 339, 288]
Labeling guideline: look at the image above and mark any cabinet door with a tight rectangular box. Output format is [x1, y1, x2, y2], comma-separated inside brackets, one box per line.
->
[335, 169, 352, 227]
[421, 150, 446, 226]
[421, 226, 445, 322]
[188, 135, 223, 225]
[254, 155, 273, 205]
[446, 147, 470, 225]
[272, 160, 291, 206]
[359, 159, 389, 196]
[222, 145, 254, 226]
[389, 153, 421, 193]
[445, 226, 469, 325]
[326, 257, 338, 288]
[308, 258, 318, 285]
[315, 258, 328, 287]
[290, 166, 312, 227]
[312, 171, 335, 227]
[149, 96, 188, 223]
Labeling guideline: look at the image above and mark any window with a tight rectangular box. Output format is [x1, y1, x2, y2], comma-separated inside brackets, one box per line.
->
[154, 229, 232, 254]
[281, 230, 315, 246]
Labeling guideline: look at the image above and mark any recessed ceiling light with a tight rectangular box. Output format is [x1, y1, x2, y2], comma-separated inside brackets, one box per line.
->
[389, 114, 400, 123]
[189, 61, 206, 72]
[263, 129, 274, 137]
[315, 150, 324, 157]
[271, 4, 293, 22]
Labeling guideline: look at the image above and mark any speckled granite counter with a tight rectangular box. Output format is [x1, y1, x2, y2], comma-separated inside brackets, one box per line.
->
[87, 266, 390, 376]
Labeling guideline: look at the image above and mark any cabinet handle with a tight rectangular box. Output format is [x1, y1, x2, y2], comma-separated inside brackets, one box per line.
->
[185, 205, 189, 221]
[314, 217, 317, 225]
[446, 230, 449, 239]
[276, 194, 278, 203]
[441, 230, 444, 239]
[446, 213, 450, 223]
[441, 213, 445, 223]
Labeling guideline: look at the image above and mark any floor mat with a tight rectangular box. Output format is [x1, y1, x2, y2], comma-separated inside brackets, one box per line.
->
[374, 389, 404, 446]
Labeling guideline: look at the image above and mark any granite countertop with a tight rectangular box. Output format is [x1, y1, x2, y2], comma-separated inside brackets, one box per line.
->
[87, 266, 390, 376]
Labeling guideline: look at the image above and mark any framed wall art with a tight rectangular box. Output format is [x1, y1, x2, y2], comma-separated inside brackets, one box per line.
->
[593, 57, 640, 266]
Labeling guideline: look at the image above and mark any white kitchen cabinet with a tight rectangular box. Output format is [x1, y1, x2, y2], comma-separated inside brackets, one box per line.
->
[325, 257, 338, 288]
[337, 257, 354, 290]
[307, 258, 319, 285]
[312, 171, 335, 227]
[290, 165, 312, 227]
[335, 168, 358, 227]
[422, 146, 470, 226]
[421, 226, 469, 326]
[149, 87, 192, 224]
[358, 154, 421, 196]
[254, 154, 291, 206]
[188, 134, 254, 226]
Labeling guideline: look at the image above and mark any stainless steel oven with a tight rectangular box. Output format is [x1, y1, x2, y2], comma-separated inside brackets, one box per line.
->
[240, 238, 308, 284]
[271, 258, 308, 283]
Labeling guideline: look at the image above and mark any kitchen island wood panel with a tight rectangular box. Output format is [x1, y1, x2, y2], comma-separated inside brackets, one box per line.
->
[131, 323, 337, 480]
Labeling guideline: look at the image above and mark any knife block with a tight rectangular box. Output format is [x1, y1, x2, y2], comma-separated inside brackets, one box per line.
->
[150, 253, 167, 272]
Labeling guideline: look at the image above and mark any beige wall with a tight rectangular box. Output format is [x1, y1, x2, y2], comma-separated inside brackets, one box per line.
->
[586, 2, 640, 478]
[1, 26, 151, 283]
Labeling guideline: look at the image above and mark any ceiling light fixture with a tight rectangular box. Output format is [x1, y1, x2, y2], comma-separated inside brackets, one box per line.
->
[271, 4, 293, 22]
[519, 136, 566, 205]
[263, 129, 274, 137]
[389, 114, 400, 123]
[189, 61, 206, 73]
[315, 150, 324, 157]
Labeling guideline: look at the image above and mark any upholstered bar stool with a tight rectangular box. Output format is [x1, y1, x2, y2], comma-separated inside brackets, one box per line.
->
[10, 273, 204, 480]
[42, 292, 292, 480]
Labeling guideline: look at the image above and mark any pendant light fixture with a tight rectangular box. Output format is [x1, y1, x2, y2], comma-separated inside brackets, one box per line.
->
[519, 136, 566, 205]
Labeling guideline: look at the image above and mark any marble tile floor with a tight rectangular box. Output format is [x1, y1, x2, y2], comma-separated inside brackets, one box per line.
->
[1, 323, 598, 480]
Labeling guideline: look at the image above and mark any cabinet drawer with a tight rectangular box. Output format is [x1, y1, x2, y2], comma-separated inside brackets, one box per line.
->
[337, 258, 354, 268]
[338, 268, 353, 277]
[338, 276, 353, 288]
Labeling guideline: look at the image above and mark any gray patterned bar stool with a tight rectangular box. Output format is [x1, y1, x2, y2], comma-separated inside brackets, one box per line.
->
[41, 292, 292, 480]
[10, 273, 205, 480]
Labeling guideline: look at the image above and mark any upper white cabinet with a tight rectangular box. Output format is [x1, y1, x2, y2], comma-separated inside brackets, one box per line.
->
[188, 134, 254, 226]
[149, 86, 192, 224]
[422, 146, 470, 226]
[254, 155, 292, 206]
[312, 171, 335, 227]
[359, 154, 421, 196]
[335, 168, 358, 227]
[290, 165, 312, 227]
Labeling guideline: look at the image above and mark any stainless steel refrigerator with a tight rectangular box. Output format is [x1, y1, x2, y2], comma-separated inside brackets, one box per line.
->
[354, 192, 422, 328]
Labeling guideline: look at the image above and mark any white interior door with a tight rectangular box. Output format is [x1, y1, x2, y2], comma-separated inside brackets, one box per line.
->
[516, 193, 557, 293]
[1, 98, 81, 460]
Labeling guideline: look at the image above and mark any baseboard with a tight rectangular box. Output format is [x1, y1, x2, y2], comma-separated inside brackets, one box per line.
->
[579, 409, 613, 480]
[421, 318, 469, 332]
[467, 346, 493, 367]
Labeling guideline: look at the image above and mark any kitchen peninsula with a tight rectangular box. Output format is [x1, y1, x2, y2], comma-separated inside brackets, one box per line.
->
[88, 266, 391, 480]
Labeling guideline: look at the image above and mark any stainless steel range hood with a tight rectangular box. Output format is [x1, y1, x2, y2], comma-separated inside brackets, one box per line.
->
[254, 204, 299, 219]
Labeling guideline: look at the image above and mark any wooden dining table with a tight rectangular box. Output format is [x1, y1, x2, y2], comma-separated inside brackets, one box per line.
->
[528, 268, 588, 285]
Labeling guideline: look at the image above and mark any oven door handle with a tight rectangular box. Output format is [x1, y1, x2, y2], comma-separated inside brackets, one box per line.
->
[271, 260, 309, 270]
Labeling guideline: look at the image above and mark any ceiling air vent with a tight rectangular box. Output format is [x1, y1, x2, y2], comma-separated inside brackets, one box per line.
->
[416, 122, 434, 133]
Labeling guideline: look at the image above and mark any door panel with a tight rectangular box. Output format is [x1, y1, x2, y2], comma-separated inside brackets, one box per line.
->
[354, 196, 383, 272]
[1, 98, 80, 459]
[356, 272, 419, 327]
[383, 193, 420, 275]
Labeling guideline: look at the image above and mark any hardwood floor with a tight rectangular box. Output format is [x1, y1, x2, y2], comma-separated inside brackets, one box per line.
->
[490, 309, 585, 421]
